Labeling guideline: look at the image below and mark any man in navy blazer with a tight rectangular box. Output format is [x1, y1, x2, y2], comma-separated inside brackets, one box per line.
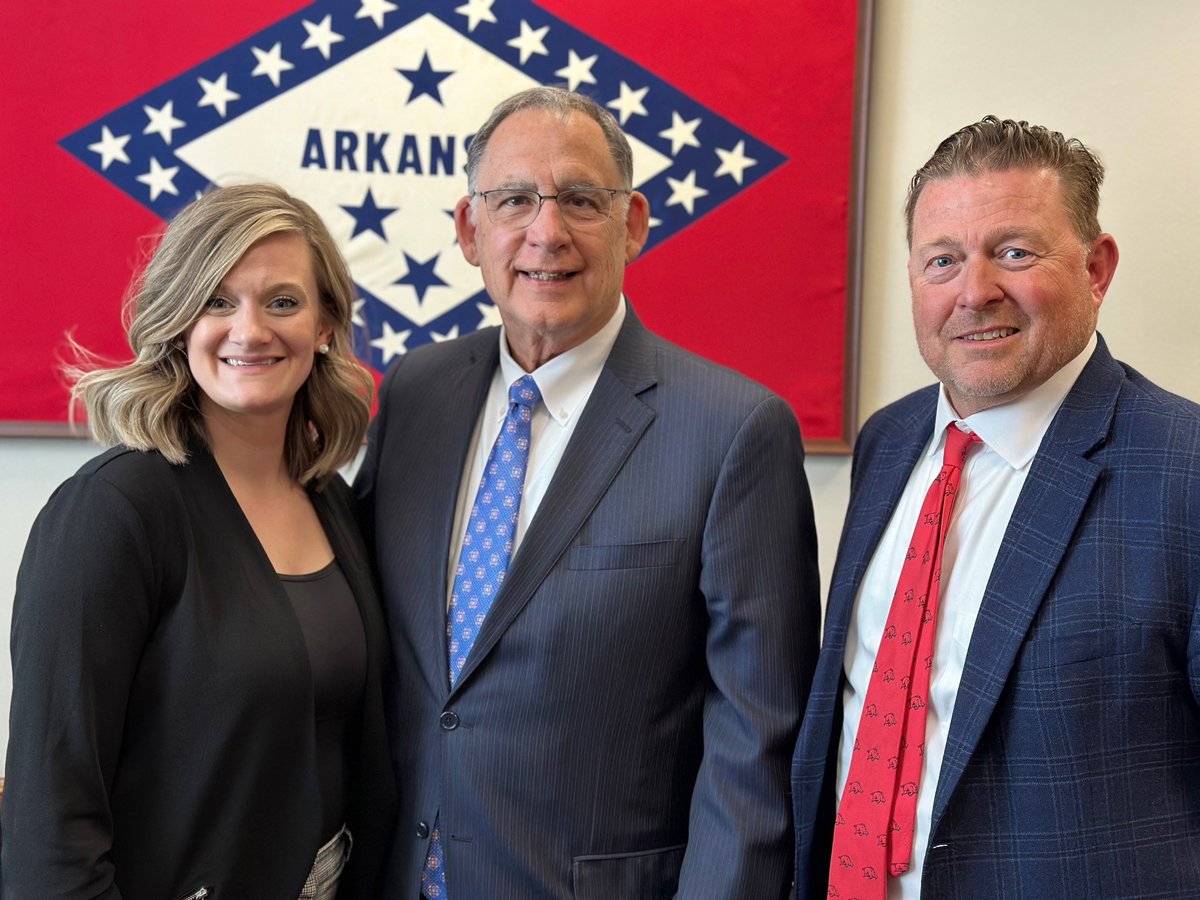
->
[357, 87, 820, 899]
[793, 117, 1200, 898]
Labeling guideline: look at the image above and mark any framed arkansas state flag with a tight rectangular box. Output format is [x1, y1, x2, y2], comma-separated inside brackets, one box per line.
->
[1, 0, 869, 450]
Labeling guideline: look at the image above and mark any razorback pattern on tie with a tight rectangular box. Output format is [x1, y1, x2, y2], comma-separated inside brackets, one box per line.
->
[828, 425, 982, 900]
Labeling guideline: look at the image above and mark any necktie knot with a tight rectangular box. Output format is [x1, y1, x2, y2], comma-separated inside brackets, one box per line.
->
[943, 424, 982, 469]
[509, 374, 542, 412]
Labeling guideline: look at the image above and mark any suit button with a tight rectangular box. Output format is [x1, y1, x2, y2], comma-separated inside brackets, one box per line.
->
[440, 711, 460, 730]
[416, 821, 430, 839]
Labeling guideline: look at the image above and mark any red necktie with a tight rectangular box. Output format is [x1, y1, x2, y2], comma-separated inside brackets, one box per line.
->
[828, 424, 982, 898]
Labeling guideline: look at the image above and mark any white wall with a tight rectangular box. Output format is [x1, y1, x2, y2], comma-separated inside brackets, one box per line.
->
[2, 1, 1198, 774]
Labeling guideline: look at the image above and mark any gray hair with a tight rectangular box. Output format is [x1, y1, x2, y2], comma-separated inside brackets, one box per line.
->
[465, 87, 634, 193]
[905, 115, 1105, 246]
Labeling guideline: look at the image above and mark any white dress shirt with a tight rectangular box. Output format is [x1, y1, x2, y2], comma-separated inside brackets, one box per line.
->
[445, 300, 626, 604]
[837, 333, 1097, 898]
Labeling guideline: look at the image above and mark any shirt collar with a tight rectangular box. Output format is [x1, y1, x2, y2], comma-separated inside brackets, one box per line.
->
[931, 331, 1097, 470]
[496, 297, 626, 426]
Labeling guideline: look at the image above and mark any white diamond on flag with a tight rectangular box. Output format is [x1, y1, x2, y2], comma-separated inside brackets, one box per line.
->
[59, 0, 785, 375]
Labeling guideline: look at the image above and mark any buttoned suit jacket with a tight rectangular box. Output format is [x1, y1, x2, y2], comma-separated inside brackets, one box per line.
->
[356, 306, 820, 899]
[791, 335, 1200, 898]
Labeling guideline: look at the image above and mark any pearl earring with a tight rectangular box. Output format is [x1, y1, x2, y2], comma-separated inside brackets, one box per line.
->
[317, 343, 330, 355]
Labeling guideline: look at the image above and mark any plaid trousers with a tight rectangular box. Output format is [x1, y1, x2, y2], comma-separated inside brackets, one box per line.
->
[299, 825, 352, 900]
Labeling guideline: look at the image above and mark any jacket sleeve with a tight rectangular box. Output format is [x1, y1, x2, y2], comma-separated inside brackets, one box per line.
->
[1, 471, 160, 900]
[352, 354, 404, 554]
[675, 394, 822, 900]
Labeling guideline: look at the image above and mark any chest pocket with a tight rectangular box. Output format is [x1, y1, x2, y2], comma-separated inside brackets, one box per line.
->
[1016, 622, 1144, 671]
[566, 539, 682, 570]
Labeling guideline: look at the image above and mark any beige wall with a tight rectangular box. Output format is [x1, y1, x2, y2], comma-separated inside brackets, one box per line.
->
[1, 0, 1197, 773]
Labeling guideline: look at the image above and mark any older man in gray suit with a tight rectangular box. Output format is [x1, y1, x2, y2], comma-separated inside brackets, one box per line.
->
[356, 86, 819, 900]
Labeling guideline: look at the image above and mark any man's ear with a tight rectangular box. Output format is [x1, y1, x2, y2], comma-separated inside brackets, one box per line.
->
[1087, 233, 1119, 309]
[454, 195, 481, 267]
[624, 191, 650, 263]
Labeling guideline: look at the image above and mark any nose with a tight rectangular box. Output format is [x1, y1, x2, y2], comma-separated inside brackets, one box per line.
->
[523, 195, 571, 251]
[958, 256, 1005, 309]
[229, 304, 271, 346]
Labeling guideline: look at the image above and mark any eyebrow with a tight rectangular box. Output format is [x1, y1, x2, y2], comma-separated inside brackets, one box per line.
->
[489, 179, 537, 191]
[486, 178, 603, 191]
[915, 227, 1044, 255]
[214, 281, 310, 296]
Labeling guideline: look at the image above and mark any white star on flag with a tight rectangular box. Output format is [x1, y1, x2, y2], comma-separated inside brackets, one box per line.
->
[137, 157, 180, 201]
[251, 42, 295, 87]
[607, 81, 648, 125]
[665, 170, 708, 215]
[455, 0, 497, 32]
[555, 49, 598, 92]
[197, 74, 240, 118]
[351, 298, 366, 328]
[301, 15, 345, 60]
[431, 326, 461, 342]
[370, 321, 412, 364]
[143, 101, 185, 145]
[507, 20, 550, 65]
[356, 0, 398, 29]
[714, 140, 758, 184]
[87, 126, 130, 170]
[658, 111, 702, 156]
[477, 302, 504, 328]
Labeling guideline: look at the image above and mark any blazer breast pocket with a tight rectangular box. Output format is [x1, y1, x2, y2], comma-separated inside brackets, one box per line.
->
[566, 539, 682, 571]
[572, 844, 685, 900]
[1016, 622, 1144, 671]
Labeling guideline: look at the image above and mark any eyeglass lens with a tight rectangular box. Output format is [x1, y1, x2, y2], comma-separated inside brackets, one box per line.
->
[484, 189, 615, 226]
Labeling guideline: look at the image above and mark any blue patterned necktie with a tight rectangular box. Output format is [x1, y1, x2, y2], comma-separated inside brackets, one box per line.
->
[422, 373, 542, 900]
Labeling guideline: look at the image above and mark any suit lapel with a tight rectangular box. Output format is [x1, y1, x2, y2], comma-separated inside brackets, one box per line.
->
[930, 341, 1122, 832]
[449, 310, 658, 693]
[809, 399, 933, 760]
[823, 398, 937, 658]
[417, 334, 500, 693]
[795, 396, 936, 881]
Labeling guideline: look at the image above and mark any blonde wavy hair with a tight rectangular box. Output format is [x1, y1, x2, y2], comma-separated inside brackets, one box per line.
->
[71, 183, 374, 487]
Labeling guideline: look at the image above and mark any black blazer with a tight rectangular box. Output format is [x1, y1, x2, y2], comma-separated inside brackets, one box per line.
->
[2, 446, 395, 900]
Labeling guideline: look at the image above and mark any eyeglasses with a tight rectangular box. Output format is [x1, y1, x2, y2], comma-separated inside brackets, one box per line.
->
[475, 188, 630, 228]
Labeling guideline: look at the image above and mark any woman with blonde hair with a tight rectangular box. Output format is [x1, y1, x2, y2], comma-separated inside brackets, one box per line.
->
[2, 184, 394, 899]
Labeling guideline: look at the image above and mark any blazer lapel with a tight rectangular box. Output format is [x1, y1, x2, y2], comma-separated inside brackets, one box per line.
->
[794, 395, 937, 882]
[449, 309, 658, 692]
[929, 340, 1122, 832]
[800, 394, 934, 787]
[413, 334, 500, 693]
[824, 397, 937, 658]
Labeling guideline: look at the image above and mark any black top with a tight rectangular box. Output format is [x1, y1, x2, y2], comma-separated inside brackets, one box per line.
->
[279, 559, 367, 841]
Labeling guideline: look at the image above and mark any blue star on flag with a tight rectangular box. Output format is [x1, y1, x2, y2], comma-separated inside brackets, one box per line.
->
[396, 52, 454, 105]
[394, 252, 449, 303]
[341, 188, 398, 240]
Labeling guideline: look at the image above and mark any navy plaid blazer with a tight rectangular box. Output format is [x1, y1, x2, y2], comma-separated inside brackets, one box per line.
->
[792, 335, 1200, 898]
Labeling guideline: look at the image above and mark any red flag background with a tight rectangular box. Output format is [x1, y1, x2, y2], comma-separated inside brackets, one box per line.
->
[0, 0, 864, 449]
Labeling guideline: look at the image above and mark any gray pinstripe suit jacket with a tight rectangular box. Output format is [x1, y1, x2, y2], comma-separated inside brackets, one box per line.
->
[792, 335, 1200, 898]
[356, 305, 820, 899]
